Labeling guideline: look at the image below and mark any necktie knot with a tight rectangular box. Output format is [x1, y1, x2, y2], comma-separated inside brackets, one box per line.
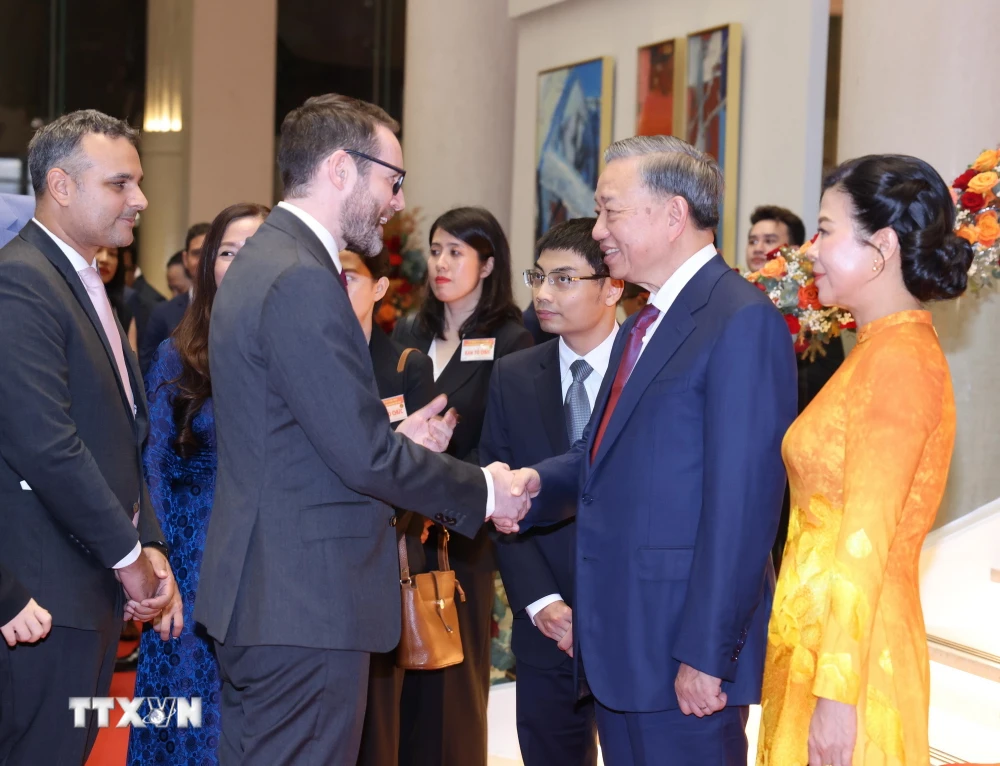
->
[570, 358, 593, 384]
[78, 264, 103, 291]
[631, 303, 661, 336]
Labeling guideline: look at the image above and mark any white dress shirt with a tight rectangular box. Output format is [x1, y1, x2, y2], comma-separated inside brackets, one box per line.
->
[276, 203, 496, 516]
[32, 218, 142, 569]
[525, 323, 619, 625]
[636, 244, 718, 365]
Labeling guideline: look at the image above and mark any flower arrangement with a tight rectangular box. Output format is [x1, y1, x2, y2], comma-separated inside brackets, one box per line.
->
[375, 208, 428, 333]
[745, 242, 855, 360]
[951, 148, 1000, 293]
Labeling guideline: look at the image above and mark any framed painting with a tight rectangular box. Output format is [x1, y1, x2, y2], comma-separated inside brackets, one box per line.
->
[636, 37, 685, 138]
[535, 56, 614, 241]
[682, 23, 742, 264]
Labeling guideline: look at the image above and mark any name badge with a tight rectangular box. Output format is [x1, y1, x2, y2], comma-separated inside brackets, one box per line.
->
[382, 395, 408, 423]
[460, 338, 496, 362]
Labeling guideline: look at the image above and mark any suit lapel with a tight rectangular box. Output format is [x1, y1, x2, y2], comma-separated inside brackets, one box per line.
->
[265, 206, 344, 285]
[21, 222, 138, 425]
[589, 255, 730, 471]
[534, 342, 569, 454]
[433, 333, 485, 397]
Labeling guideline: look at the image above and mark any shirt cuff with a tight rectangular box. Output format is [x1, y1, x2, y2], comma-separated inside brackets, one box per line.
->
[482, 467, 495, 518]
[525, 593, 563, 626]
[112, 542, 142, 569]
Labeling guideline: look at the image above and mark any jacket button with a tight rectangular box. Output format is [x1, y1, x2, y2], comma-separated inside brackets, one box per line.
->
[447, 516, 457, 525]
[582, 495, 593, 505]
[390, 516, 397, 527]
[434, 513, 445, 521]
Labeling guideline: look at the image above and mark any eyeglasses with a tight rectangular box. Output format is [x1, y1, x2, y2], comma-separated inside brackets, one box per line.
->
[345, 150, 406, 195]
[523, 269, 605, 291]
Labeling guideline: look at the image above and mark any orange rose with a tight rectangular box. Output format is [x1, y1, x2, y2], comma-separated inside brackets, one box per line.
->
[977, 212, 1000, 247]
[957, 224, 980, 244]
[760, 255, 787, 279]
[798, 283, 822, 309]
[967, 171, 999, 196]
[972, 149, 1000, 173]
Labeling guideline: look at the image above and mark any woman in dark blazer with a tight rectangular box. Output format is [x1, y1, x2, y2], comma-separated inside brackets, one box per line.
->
[393, 207, 533, 766]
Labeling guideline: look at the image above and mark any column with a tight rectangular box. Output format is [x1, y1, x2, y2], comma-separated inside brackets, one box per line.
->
[839, 0, 1000, 524]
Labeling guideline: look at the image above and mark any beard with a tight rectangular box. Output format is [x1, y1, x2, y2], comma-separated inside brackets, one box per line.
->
[342, 184, 387, 257]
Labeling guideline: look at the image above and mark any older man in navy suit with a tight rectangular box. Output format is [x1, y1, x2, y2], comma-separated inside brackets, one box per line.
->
[504, 136, 797, 766]
[0, 193, 34, 248]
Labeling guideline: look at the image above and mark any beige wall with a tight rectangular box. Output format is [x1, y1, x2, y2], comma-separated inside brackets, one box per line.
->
[507, 0, 830, 304]
[839, 0, 1000, 526]
[187, 0, 277, 225]
[401, 0, 517, 246]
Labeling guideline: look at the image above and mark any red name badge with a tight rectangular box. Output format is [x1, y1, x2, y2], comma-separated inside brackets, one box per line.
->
[460, 338, 496, 362]
[382, 395, 407, 423]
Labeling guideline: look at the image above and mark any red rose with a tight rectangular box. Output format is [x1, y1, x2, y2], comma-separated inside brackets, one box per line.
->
[389, 253, 403, 266]
[755, 282, 767, 291]
[765, 246, 783, 261]
[784, 314, 801, 335]
[793, 337, 809, 355]
[953, 169, 978, 190]
[960, 191, 986, 213]
[841, 319, 856, 330]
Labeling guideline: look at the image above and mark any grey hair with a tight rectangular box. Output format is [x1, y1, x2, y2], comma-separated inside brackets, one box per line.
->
[604, 135, 723, 231]
[28, 110, 139, 196]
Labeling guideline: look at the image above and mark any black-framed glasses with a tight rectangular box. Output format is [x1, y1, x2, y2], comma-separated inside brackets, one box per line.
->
[523, 269, 605, 291]
[345, 150, 406, 195]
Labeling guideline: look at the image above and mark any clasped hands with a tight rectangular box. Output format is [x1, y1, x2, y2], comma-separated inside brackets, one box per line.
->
[116, 546, 183, 641]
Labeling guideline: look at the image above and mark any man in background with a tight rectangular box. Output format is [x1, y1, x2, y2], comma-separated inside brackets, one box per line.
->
[140, 222, 208, 372]
[121, 243, 166, 347]
[744, 204, 806, 274]
[483, 217, 622, 766]
[165, 250, 192, 296]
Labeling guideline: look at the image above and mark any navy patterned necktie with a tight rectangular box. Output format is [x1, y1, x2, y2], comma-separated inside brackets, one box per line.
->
[564, 358, 594, 444]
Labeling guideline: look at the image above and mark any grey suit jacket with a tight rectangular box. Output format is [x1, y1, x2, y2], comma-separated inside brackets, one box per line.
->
[0, 222, 165, 633]
[196, 206, 487, 651]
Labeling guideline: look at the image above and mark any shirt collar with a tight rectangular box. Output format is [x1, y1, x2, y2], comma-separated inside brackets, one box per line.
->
[558, 322, 620, 381]
[649, 244, 718, 313]
[31, 218, 94, 273]
[277, 201, 344, 274]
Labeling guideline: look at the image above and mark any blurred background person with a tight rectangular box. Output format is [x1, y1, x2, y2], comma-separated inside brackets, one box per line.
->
[166, 250, 192, 296]
[616, 281, 650, 323]
[141, 222, 209, 373]
[95, 244, 138, 352]
[745, 204, 806, 274]
[393, 206, 532, 766]
[343, 247, 437, 766]
[122, 242, 166, 346]
[128, 202, 269, 766]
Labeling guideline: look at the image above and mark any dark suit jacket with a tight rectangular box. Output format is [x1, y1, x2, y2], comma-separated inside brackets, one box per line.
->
[524, 256, 798, 712]
[195, 206, 488, 652]
[393, 315, 533, 573]
[369, 324, 435, 571]
[126, 273, 166, 347]
[140, 291, 189, 374]
[480, 339, 577, 670]
[0, 222, 165, 633]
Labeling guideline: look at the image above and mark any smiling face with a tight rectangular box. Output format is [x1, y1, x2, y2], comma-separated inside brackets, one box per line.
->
[214, 216, 264, 288]
[591, 157, 671, 285]
[57, 133, 147, 250]
[809, 186, 880, 307]
[341, 125, 406, 257]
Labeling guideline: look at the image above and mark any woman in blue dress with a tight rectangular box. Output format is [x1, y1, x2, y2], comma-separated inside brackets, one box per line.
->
[128, 202, 270, 765]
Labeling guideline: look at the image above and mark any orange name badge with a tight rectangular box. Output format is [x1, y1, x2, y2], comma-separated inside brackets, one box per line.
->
[460, 338, 496, 362]
[382, 395, 408, 423]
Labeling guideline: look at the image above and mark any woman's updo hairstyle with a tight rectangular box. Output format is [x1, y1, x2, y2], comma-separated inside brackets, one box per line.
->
[823, 154, 973, 301]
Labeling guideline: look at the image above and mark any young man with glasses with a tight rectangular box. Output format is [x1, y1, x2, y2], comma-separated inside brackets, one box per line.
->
[480, 217, 622, 766]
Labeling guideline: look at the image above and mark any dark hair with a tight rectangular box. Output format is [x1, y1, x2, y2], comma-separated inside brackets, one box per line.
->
[418, 207, 522, 340]
[278, 94, 400, 198]
[535, 217, 607, 277]
[169, 202, 270, 458]
[185, 222, 211, 252]
[824, 154, 973, 301]
[750, 205, 806, 247]
[27, 110, 139, 196]
[167, 251, 185, 268]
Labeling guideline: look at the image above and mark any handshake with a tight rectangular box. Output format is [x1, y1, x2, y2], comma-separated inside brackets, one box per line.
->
[484, 463, 540, 534]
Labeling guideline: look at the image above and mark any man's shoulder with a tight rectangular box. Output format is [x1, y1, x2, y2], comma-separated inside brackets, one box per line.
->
[494, 338, 556, 380]
[709, 266, 781, 319]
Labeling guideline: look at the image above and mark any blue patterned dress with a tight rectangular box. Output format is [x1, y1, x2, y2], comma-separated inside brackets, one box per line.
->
[127, 340, 221, 765]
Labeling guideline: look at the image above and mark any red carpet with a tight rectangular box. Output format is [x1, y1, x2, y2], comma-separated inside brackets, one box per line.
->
[85, 639, 136, 766]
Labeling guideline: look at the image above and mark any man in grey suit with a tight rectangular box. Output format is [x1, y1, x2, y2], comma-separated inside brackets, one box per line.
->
[0, 192, 34, 248]
[196, 94, 529, 765]
[0, 111, 182, 765]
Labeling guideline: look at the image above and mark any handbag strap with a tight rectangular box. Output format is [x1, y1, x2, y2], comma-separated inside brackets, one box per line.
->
[396, 347, 419, 374]
[396, 511, 449, 582]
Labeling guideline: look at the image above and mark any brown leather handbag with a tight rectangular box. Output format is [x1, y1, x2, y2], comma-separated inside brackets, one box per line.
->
[395, 514, 466, 670]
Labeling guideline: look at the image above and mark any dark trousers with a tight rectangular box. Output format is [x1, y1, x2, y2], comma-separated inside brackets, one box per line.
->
[216, 643, 369, 766]
[0, 623, 119, 766]
[595, 700, 749, 766]
[397, 564, 494, 766]
[357, 650, 404, 766]
[516, 657, 597, 766]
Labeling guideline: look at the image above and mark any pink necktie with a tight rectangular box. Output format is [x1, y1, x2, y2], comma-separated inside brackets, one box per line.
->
[77, 265, 136, 416]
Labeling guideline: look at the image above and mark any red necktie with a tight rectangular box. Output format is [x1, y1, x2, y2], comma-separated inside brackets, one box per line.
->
[590, 304, 660, 463]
